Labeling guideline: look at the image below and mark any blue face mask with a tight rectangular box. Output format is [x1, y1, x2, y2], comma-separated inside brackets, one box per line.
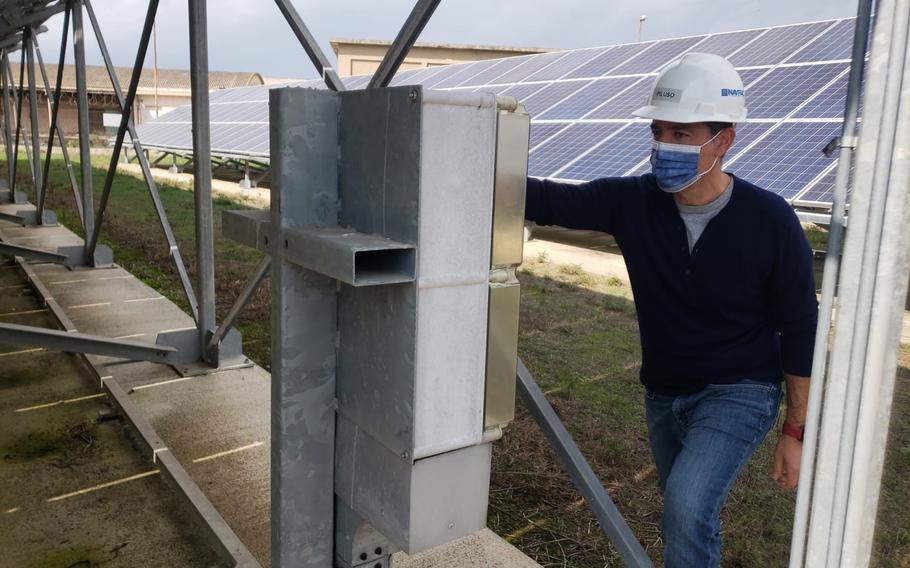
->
[649, 133, 720, 193]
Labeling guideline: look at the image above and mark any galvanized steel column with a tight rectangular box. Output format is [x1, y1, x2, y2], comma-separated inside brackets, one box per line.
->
[24, 28, 43, 220]
[0, 50, 13, 193]
[788, 1, 874, 565]
[803, 0, 910, 565]
[72, 1, 94, 242]
[188, 0, 216, 355]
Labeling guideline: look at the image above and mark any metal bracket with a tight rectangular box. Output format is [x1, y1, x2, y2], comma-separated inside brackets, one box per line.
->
[0, 208, 57, 226]
[0, 241, 114, 268]
[155, 326, 251, 377]
[222, 209, 416, 287]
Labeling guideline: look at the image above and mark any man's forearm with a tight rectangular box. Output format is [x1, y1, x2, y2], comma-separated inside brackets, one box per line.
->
[784, 373, 811, 425]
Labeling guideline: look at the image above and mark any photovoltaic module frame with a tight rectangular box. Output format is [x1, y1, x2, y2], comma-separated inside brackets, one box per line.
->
[137, 16, 860, 210]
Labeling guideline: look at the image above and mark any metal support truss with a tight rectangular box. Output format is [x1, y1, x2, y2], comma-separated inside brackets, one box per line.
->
[34, 17, 83, 226]
[11, 36, 26, 191]
[82, 0, 199, 320]
[86, 0, 159, 262]
[367, 0, 442, 89]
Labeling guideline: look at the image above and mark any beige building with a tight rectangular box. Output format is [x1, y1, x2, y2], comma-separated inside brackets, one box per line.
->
[330, 38, 555, 77]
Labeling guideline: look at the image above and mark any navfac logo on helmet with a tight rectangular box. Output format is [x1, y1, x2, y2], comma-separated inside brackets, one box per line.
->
[632, 52, 748, 124]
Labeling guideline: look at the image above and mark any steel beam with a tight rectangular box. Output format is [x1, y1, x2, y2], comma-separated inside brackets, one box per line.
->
[0, 241, 67, 264]
[72, 0, 95, 238]
[82, 0, 198, 319]
[367, 0, 442, 89]
[0, 50, 13, 195]
[516, 359, 655, 568]
[0, 3, 66, 34]
[35, 12, 83, 227]
[0, 322, 178, 364]
[789, 1, 872, 562]
[206, 256, 270, 353]
[272, 0, 345, 91]
[11, 38, 25, 191]
[188, 0, 216, 359]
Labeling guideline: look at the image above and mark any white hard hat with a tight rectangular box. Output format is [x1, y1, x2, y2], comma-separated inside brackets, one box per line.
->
[632, 52, 747, 124]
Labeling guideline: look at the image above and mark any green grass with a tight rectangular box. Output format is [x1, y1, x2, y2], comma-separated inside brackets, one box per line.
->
[5, 152, 908, 567]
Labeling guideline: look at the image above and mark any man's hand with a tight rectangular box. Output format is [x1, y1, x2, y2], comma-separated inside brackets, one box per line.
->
[772, 372, 810, 490]
[772, 435, 802, 490]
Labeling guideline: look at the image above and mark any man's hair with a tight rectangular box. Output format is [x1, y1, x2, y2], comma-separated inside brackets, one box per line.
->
[706, 121, 734, 135]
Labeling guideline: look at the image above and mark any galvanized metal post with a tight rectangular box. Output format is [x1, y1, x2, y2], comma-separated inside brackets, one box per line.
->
[0, 50, 13, 194]
[72, 1, 94, 244]
[803, 0, 910, 564]
[82, 0, 198, 319]
[35, 11, 84, 226]
[269, 87, 340, 568]
[789, 1, 873, 563]
[24, 27, 44, 221]
[367, 0, 442, 89]
[10, 40, 25, 191]
[188, 0, 216, 358]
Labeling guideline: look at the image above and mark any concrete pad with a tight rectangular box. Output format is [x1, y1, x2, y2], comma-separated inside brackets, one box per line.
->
[392, 528, 540, 567]
[1, 203, 543, 568]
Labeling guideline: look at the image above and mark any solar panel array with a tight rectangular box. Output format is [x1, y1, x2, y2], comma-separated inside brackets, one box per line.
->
[137, 17, 859, 208]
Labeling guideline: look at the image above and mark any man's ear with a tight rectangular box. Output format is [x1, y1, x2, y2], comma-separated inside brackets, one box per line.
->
[717, 127, 736, 159]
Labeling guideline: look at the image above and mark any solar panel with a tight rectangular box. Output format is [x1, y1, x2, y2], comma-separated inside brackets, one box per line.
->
[745, 63, 848, 118]
[537, 77, 640, 120]
[421, 62, 469, 88]
[738, 67, 772, 87]
[563, 42, 655, 80]
[729, 21, 833, 66]
[431, 59, 494, 88]
[522, 47, 605, 82]
[726, 121, 841, 199]
[498, 82, 548, 102]
[795, 167, 838, 204]
[792, 72, 860, 118]
[691, 29, 765, 58]
[555, 123, 652, 180]
[137, 16, 860, 210]
[583, 78, 650, 119]
[609, 35, 707, 75]
[457, 56, 529, 87]
[789, 19, 855, 63]
[528, 123, 624, 177]
[529, 123, 569, 151]
[492, 51, 567, 84]
[520, 80, 593, 116]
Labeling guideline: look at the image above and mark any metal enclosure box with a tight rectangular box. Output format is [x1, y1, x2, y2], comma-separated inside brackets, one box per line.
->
[269, 85, 528, 559]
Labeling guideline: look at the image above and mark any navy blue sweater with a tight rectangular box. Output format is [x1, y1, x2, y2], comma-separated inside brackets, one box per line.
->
[525, 174, 818, 395]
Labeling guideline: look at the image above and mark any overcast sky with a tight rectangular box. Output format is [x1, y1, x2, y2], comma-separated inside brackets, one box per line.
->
[27, 0, 859, 78]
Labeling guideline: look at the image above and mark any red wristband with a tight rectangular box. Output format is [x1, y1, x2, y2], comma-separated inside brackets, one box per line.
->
[782, 421, 805, 442]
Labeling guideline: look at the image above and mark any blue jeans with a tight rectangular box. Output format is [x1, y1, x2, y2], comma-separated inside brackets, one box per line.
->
[645, 380, 782, 568]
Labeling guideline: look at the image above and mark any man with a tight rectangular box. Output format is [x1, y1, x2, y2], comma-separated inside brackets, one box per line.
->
[524, 52, 817, 567]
